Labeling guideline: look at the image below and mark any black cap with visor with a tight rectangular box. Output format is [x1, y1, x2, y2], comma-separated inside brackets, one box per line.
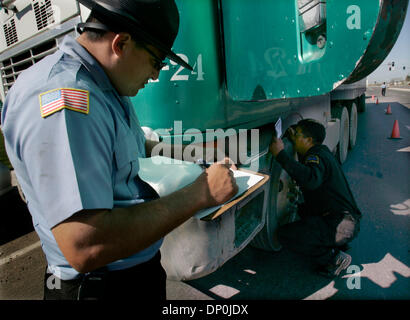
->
[77, 0, 193, 71]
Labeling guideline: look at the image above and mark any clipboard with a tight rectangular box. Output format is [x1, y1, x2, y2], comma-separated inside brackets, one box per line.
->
[200, 169, 270, 221]
[138, 156, 270, 221]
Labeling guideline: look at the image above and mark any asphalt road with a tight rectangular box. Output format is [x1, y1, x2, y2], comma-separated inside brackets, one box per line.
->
[366, 86, 410, 109]
[0, 87, 409, 300]
[180, 88, 410, 300]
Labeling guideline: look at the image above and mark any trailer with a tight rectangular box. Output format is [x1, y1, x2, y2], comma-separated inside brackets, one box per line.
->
[0, 0, 407, 280]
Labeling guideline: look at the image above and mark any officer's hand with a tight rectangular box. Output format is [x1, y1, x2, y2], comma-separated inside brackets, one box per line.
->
[201, 148, 238, 170]
[197, 162, 238, 207]
[269, 136, 284, 157]
[215, 156, 238, 170]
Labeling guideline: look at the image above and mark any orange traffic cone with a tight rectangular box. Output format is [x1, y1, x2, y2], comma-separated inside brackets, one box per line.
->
[385, 104, 392, 115]
[389, 120, 401, 139]
[376, 98, 379, 104]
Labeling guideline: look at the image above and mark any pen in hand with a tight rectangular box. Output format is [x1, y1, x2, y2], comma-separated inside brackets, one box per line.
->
[196, 158, 211, 169]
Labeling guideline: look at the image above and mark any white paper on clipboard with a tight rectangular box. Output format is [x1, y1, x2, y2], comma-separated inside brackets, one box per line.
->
[194, 169, 263, 219]
[138, 156, 263, 219]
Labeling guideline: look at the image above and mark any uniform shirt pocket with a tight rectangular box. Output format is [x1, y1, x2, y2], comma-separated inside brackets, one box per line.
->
[113, 124, 141, 198]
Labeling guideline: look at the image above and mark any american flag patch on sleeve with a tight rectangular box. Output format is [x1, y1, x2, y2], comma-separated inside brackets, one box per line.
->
[39, 88, 89, 118]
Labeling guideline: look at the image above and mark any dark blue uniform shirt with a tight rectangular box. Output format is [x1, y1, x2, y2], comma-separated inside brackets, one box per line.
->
[276, 144, 362, 218]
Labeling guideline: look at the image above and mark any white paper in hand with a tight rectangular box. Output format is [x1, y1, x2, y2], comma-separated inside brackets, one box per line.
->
[275, 117, 282, 138]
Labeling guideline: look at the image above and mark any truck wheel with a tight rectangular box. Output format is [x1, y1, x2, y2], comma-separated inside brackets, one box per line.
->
[251, 139, 299, 251]
[332, 105, 349, 164]
[348, 101, 358, 149]
[357, 94, 366, 113]
[0, 162, 12, 196]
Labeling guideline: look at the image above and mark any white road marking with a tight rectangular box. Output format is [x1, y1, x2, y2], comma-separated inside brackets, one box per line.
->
[303, 281, 338, 300]
[342, 253, 410, 288]
[0, 241, 41, 267]
[390, 199, 410, 216]
[388, 88, 410, 92]
[209, 284, 240, 299]
[397, 146, 410, 152]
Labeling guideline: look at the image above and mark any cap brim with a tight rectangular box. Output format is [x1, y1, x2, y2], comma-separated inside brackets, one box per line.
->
[167, 52, 192, 71]
[78, 0, 193, 71]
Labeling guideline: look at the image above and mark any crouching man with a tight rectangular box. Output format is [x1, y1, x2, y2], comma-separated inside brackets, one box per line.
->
[270, 119, 361, 277]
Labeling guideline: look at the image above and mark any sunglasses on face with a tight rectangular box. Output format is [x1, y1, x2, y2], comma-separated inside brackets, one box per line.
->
[294, 131, 306, 139]
[141, 44, 167, 71]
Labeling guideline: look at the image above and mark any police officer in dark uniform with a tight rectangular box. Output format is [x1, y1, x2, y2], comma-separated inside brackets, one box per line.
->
[270, 119, 361, 277]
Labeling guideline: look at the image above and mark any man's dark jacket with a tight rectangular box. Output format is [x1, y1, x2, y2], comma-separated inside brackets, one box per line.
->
[275, 144, 361, 218]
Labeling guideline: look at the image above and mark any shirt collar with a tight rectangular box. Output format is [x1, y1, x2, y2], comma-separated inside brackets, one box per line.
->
[58, 35, 113, 91]
[302, 144, 322, 161]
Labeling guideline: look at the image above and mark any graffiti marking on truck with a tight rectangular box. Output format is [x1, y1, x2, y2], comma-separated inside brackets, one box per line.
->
[150, 53, 205, 83]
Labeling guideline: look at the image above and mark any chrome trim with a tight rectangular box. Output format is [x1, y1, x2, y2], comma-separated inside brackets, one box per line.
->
[0, 16, 81, 101]
[241, 147, 270, 165]
[0, 15, 80, 61]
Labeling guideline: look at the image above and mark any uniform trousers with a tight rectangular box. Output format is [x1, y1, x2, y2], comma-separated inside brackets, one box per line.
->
[43, 251, 166, 300]
[277, 211, 360, 267]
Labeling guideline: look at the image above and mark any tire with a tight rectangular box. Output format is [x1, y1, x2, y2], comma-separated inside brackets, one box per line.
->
[357, 94, 366, 113]
[332, 105, 349, 164]
[0, 162, 12, 196]
[16, 176, 27, 203]
[348, 102, 358, 150]
[0, 128, 13, 169]
[251, 138, 299, 251]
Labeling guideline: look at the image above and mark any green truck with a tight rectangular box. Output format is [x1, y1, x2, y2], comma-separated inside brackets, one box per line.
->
[0, 0, 408, 280]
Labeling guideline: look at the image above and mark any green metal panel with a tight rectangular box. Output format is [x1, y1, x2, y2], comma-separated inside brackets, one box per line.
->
[131, 0, 225, 133]
[221, 0, 381, 101]
[345, 0, 409, 83]
[132, 0, 407, 135]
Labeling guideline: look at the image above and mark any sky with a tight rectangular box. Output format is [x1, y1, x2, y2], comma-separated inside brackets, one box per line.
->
[367, 5, 410, 83]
